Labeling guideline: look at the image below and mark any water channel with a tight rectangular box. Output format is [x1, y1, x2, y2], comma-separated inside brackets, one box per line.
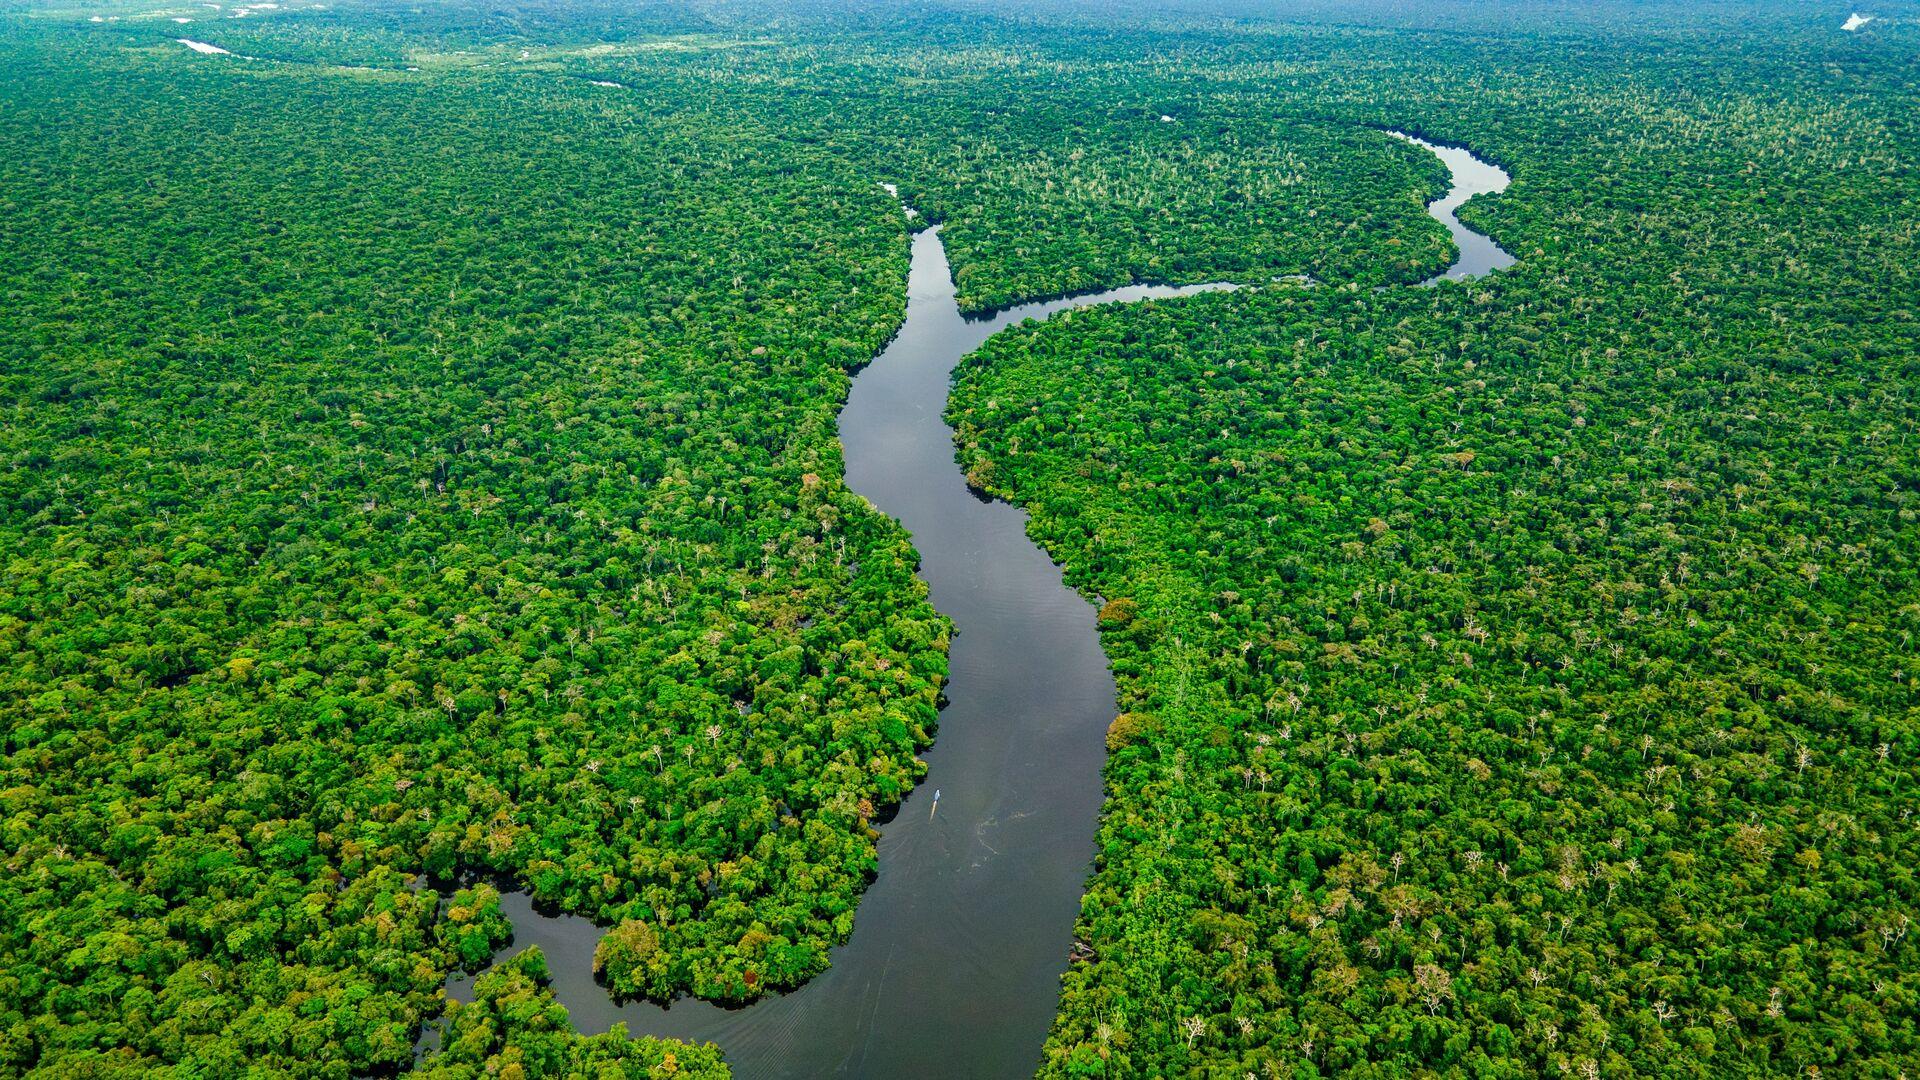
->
[433, 131, 1513, 1078]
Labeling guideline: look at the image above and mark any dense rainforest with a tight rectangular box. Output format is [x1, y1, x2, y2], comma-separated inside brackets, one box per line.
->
[3, 0, 1917, 1075]
[0, 8, 947, 1074]
[950, 11, 1920, 1080]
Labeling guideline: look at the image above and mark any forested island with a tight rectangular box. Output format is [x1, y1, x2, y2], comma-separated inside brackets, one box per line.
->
[1, 0, 1915, 1076]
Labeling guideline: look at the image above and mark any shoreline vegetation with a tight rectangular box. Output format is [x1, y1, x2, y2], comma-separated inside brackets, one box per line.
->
[3, 1, 1915, 1076]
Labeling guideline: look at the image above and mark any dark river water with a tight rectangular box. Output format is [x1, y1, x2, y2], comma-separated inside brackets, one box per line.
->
[431, 133, 1513, 1078]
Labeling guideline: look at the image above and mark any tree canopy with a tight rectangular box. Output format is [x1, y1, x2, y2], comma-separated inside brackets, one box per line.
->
[949, 10, 1920, 1077]
[3, 0, 1916, 1075]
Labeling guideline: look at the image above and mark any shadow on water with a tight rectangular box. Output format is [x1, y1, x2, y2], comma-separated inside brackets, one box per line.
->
[426, 132, 1513, 1078]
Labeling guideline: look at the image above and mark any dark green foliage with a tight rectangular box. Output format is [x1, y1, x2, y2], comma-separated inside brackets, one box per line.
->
[418, 948, 728, 1080]
[441, 885, 517, 973]
[0, 10, 1443, 1069]
[7, 0, 1917, 1075]
[906, 106, 1447, 311]
[950, 11, 1920, 1077]
[0, 16, 946, 1075]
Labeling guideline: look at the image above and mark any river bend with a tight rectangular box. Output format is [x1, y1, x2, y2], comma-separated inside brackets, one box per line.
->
[435, 131, 1513, 1078]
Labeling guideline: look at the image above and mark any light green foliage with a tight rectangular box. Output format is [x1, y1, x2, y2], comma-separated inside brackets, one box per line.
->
[0, 15, 1430, 1071]
[900, 97, 1447, 310]
[6, 0, 1916, 1075]
[418, 948, 728, 1080]
[951, 10, 1920, 1077]
[0, 12, 940, 1074]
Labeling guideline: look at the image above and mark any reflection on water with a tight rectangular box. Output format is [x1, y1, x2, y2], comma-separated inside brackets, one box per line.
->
[1389, 131, 1516, 284]
[429, 224, 1228, 1079]
[430, 132, 1515, 1078]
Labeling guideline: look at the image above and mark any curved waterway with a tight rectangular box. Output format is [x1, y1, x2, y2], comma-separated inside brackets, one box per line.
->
[432, 132, 1512, 1078]
[1390, 131, 1516, 284]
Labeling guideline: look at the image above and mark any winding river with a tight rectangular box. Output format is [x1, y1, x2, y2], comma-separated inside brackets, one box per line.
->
[434, 132, 1512, 1078]
[1392, 131, 1516, 283]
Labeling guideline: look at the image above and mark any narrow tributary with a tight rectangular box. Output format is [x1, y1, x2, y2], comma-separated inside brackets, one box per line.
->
[431, 132, 1513, 1078]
